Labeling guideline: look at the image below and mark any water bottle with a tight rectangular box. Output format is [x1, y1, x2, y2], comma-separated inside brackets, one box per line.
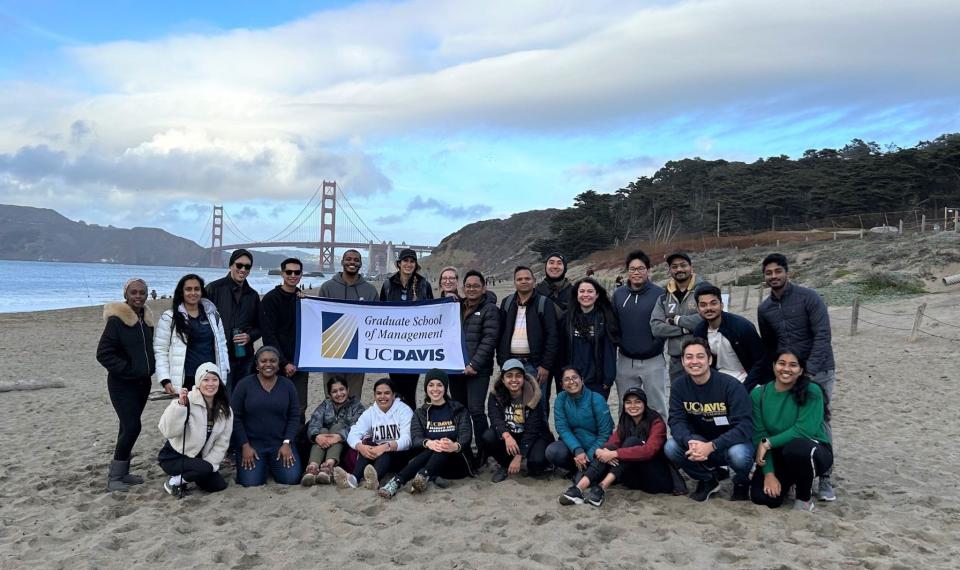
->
[233, 328, 246, 358]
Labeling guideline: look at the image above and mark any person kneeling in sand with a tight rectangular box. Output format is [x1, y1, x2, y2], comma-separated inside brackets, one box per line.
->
[482, 359, 552, 483]
[751, 350, 833, 512]
[335, 378, 413, 491]
[378, 370, 475, 498]
[559, 387, 681, 507]
[301, 375, 366, 486]
[157, 363, 233, 495]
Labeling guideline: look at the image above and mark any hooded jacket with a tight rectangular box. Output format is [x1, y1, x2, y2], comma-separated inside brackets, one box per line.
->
[461, 295, 500, 375]
[320, 272, 379, 301]
[611, 281, 666, 360]
[347, 399, 414, 451]
[260, 285, 299, 367]
[380, 272, 434, 302]
[487, 373, 551, 457]
[693, 311, 769, 391]
[562, 308, 618, 390]
[553, 386, 614, 458]
[650, 274, 708, 357]
[306, 395, 366, 441]
[96, 302, 156, 381]
[157, 381, 233, 471]
[205, 274, 262, 357]
[154, 298, 231, 390]
[497, 290, 560, 370]
[757, 282, 835, 375]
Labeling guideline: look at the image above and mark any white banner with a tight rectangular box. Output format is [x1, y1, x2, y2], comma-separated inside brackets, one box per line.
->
[295, 297, 467, 373]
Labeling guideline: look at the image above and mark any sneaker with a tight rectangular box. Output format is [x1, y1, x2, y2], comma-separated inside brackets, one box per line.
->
[793, 499, 816, 512]
[301, 464, 320, 487]
[714, 466, 730, 481]
[333, 466, 358, 489]
[559, 485, 585, 506]
[411, 471, 429, 494]
[431, 476, 451, 489]
[363, 465, 380, 491]
[690, 477, 721, 502]
[491, 466, 509, 483]
[316, 465, 333, 485]
[378, 477, 401, 499]
[163, 480, 180, 496]
[818, 477, 837, 502]
[586, 486, 605, 507]
[730, 482, 750, 501]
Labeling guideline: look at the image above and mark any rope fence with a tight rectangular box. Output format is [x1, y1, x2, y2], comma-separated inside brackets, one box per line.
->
[845, 297, 960, 342]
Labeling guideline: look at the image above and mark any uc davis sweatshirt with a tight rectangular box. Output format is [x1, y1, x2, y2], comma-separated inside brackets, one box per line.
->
[347, 399, 413, 451]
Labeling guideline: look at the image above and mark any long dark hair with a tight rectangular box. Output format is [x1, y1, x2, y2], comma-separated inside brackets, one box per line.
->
[171, 274, 206, 344]
[493, 368, 529, 406]
[616, 394, 661, 442]
[773, 350, 831, 422]
[209, 376, 232, 422]
[567, 277, 621, 345]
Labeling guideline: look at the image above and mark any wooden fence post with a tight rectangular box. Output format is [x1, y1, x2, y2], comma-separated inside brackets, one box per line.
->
[741, 286, 750, 310]
[757, 283, 765, 306]
[850, 296, 859, 336]
[726, 285, 733, 310]
[909, 303, 927, 342]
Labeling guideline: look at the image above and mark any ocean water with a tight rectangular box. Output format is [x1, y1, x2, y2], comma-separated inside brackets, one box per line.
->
[0, 260, 330, 313]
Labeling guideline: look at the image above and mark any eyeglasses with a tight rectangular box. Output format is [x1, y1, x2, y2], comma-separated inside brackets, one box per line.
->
[440, 277, 457, 282]
[284, 270, 302, 276]
[233, 263, 252, 270]
[627, 266, 647, 273]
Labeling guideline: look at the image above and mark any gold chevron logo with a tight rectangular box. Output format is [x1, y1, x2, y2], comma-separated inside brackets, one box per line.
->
[321, 313, 360, 359]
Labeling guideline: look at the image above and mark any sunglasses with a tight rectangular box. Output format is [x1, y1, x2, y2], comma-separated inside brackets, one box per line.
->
[284, 270, 302, 276]
[233, 263, 252, 270]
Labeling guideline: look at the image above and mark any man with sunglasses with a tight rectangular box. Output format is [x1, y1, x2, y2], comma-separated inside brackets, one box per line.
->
[206, 248, 262, 388]
[261, 257, 310, 422]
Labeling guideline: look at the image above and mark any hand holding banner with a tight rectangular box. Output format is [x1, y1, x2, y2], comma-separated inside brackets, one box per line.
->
[295, 297, 467, 373]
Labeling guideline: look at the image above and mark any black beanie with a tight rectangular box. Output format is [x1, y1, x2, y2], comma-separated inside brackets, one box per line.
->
[423, 369, 450, 398]
[229, 248, 253, 266]
[545, 252, 567, 281]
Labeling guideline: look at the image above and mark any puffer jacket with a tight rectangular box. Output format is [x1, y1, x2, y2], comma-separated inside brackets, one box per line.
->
[554, 386, 614, 459]
[461, 296, 500, 375]
[154, 298, 231, 390]
[380, 271, 434, 302]
[757, 282, 835, 375]
[96, 302, 156, 381]
[158, 387, 233, 471]
[650, 274, 708, 357]
[306, 396, 366, 441]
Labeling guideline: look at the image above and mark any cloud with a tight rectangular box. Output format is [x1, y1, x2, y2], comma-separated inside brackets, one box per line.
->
[375, 195, 491, 224]
[565, 155, 659, 179]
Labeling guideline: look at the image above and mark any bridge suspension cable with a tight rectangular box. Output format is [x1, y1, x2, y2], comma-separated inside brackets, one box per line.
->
[337, 182, 382, 243]
[259, 185, 323, 243]
[222, 211, 257, 244]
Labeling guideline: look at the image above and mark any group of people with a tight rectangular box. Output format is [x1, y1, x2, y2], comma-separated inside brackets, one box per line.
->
[96, 245, 836, 512]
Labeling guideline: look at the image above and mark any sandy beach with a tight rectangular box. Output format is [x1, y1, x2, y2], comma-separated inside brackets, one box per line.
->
[1, 288, 959, 569]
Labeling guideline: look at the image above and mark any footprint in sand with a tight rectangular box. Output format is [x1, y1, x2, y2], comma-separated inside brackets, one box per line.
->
[532, 512, 554, 525]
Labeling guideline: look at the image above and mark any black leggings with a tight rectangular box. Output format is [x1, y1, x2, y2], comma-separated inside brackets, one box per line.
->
[389, 373, 420, 409]
[751, 439, 833, 506]
[108, 376, 151, 461]
[449, 374, 490, 451]
[582, 437, 675, 494]
[481, 429, 549, 475]
[158, 443, 227, 493]
[353, 450, 412, 483]
[395, 449, 472, 484]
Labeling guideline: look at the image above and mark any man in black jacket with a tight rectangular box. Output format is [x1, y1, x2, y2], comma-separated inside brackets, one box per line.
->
[498, 266, 559, 416]
[205, 248, 262, 387]
[261, 257, 309, 422]
[693, 285, 768, 392]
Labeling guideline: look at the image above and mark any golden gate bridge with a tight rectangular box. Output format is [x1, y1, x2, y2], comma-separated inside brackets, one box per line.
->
[202, 181, 433, 273]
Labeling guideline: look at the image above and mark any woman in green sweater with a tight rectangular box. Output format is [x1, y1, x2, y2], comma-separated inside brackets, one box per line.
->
[751, 349, 832, 512]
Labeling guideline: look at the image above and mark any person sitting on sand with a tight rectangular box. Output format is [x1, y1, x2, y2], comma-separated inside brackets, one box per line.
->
[157, 363, 233, 495]
[377, 370, 474, 498]
[545, 366, 614, 479]
[750, 350, 833, 512]
[301, 375, 366, 487]
[334, 378, 413, 491]
[231, 346, 301, 487]
[96, 277, 156, 492]
[559, 387, 680, 507]
[482, 359, 552, 483]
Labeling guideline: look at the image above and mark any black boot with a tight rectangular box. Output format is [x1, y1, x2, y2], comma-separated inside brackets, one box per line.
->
[107, 460, 131, 492]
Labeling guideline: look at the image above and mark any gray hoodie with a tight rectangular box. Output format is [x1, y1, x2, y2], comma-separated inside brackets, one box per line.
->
[319, 272, 379, 301]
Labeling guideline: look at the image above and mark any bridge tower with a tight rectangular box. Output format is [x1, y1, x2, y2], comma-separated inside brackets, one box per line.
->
[210, 205, 223, 267]
[319, 180, 337, 272]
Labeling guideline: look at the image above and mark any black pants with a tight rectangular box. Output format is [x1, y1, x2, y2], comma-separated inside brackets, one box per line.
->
[107, 376, 151, 461]
[158, 443, 227, 493]
[289, 371, 310, 425]
[353, 450, 412, 483]
[395, 449, 472, 484]
[481, 429, 549, 475]
[751, 439, 833, 506]
[227, 356, 253, 389]
[582, 437, 674, 494]
[389, 373, 420, 409]
[449, 374, 490, 452]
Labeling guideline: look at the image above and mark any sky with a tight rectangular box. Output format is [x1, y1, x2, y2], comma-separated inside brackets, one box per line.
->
[1, 0, 958, 250]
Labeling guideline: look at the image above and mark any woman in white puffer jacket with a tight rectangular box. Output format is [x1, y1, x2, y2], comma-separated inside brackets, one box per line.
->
[153, 274, 230, 393]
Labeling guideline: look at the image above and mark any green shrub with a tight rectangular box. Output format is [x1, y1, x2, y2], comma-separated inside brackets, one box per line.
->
[855, 271, 926, 295]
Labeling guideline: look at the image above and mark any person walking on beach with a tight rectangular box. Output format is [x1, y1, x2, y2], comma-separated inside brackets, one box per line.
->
[757, 253, 837, 502]
[379, 248, 434, 407]
[261, 257, 309, 422]
[651, 252, 707, 380]
[612, 250, 670, 418]
[154, 274, 230, 393]
[96, 278, 156, 492]
[319, 249, 379, 397]
[206, 249, 261, 386]
[693, 284, 768, 392]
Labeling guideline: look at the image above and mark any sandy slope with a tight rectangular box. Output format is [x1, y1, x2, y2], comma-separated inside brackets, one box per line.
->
[1, 290, 958, 569]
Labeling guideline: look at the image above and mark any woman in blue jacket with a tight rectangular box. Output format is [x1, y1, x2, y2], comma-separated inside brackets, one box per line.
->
[545, 366, 614, 478]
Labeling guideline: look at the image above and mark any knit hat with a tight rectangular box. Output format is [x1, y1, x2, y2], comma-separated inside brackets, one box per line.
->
[423, 368, 450, 399]
[194, 362, 223, 387]
[122, 278, 147, 295]
[501, 358, 525, 374]
[229, 248, 253, 266]
[621, 386, 648, 404]
[545, 252, 568, 280]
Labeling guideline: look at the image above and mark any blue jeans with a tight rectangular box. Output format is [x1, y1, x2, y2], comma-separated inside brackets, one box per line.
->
[235, 446, 301, 487]
[664, 438, 752, 485]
